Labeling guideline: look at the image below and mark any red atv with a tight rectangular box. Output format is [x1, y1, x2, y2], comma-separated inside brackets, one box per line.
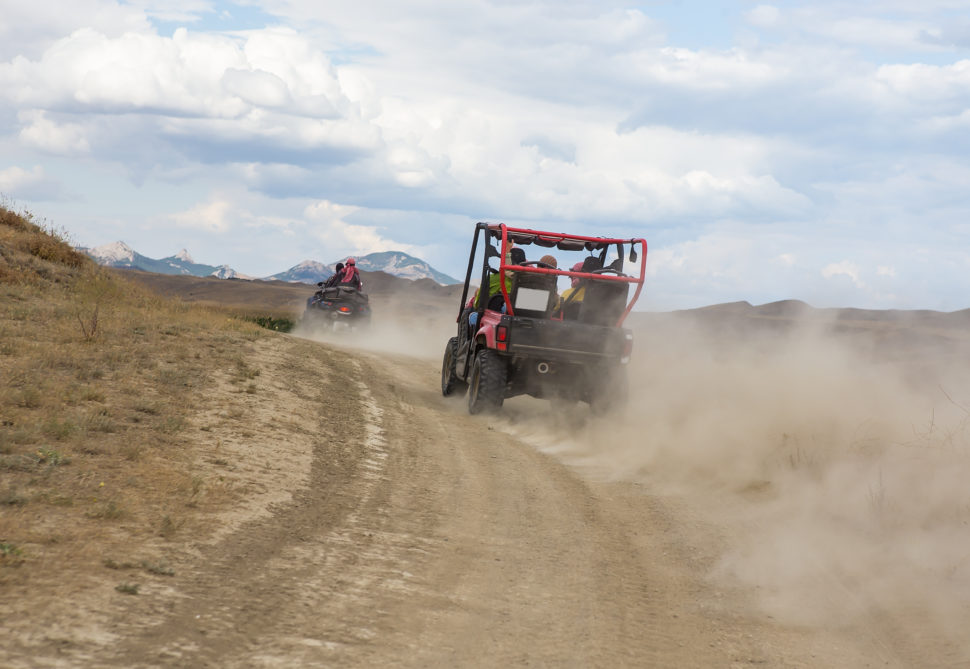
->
[441, 222, 647, 414]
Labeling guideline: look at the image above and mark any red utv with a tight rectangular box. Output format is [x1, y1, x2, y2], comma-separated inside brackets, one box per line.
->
[441, 222, 647, 414]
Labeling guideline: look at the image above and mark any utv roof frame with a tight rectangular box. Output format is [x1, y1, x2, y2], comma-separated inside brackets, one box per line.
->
[458, 222, 648, 327]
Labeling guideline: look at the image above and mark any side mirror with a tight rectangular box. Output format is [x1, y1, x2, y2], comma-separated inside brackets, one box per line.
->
[629, 248, 638, 263]
[317, 281, 324, 287]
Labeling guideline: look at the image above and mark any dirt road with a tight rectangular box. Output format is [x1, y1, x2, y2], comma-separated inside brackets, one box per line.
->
[9, 318, 970, 667]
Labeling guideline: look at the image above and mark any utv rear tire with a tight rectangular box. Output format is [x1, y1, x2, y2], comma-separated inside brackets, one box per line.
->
[467, 349, 507, 415]
[441, 336, 467, 397]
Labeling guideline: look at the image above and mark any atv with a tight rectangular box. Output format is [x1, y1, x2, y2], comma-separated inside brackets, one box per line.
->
[302, 284, 371, 332]
[441, 222, 646, 414]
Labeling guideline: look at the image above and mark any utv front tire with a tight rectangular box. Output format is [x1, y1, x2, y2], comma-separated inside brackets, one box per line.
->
[467, 349, 507, 415]
[441, 336, 467, 397]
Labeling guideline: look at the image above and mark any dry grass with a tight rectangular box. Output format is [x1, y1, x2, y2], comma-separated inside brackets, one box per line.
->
[0, 203, 268, 587]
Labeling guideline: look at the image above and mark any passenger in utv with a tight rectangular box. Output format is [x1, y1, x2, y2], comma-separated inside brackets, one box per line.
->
[468, 246, 526, 330]
[560, 261, 586, 303]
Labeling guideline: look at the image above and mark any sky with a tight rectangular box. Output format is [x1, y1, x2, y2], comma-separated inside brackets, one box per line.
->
[1, 1, 969, 310]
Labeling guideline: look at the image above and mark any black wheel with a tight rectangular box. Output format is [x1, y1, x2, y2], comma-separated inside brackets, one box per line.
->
[467, 348, 507, 415]
[588, 365, 628, 415]
[441, 336, 467, 397]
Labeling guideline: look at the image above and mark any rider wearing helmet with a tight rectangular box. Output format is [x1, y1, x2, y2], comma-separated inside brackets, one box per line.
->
[339, 257, 363, 291]
[323, 262, 345, 289]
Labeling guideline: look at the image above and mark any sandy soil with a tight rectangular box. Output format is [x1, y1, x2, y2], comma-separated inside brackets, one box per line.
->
[6, 296, 970, 667]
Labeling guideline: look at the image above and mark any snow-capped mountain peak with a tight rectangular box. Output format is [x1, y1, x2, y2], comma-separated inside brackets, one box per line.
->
[349, 251, 458, 285]
[174, 248, 194, 263]
[210, 265, 252, 280]
[88, 241, 136, 264]
[84, 243, 457, 286]
[293, 259, 332, 272]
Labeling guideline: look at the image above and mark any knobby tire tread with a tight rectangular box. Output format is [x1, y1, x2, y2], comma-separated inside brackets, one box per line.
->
[468, 349, 506, 415]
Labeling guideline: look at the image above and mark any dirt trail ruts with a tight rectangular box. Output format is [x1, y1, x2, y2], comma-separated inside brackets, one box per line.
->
[47, 333, 901, 667]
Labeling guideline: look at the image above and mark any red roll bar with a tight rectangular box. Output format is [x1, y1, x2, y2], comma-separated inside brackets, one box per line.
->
[487, 223, 647, 326]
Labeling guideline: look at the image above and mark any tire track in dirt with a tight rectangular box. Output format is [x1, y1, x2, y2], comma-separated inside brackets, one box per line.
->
[91, 333, 892, 667]
[103, 347, 394, 667]
[334, 349, 764, 667]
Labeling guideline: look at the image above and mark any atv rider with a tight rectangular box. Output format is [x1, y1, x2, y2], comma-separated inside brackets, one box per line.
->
[306, 261, 346, 310]
[339, 257, 363, 291]
[322, 262, 345, 289]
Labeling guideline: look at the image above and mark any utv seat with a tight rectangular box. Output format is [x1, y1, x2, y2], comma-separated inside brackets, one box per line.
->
[509, 271, 558, 319]
[579, 279, 629, 326]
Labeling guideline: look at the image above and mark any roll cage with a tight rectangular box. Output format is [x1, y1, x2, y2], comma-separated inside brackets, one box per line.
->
[456, 222, 648, 328]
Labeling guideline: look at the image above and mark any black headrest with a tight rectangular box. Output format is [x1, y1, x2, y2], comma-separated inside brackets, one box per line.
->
[581, 256, 602, 273]
[510, 247, 526, 265]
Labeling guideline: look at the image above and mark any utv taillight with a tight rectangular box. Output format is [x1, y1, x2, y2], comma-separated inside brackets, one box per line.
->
[621, 332, 634, 364]
[496, 325, 508, 351]
[339, 306, 351, 313]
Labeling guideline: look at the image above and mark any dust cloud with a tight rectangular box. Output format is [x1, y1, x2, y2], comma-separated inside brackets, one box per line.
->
[292, 293, 456, 361]
[506, 311, 970, 643]
[296, 291, 970, 648]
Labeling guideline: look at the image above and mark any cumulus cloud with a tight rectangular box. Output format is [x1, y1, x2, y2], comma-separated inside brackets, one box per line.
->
[822, 261, 863, 288]
[304, 199, 416, 255]
[2, 0, 970, 309]
[0, 0, 150, 60]
[876, 60, 970, 103]
[171, 197, 235, 234]
[18, 111, 90, 155]
[746, 5, 781, 29]
[0, 164, 69, 201]
[0, 25, 358, 127]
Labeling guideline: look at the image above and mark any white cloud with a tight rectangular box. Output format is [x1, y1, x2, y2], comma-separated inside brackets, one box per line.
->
[876, 60, 970, 102]
[826, 17, 942, 51]
[747, 5, 781, 29]
[630, 47, 782, 91]
[2, 1, 970, 309]
[0, 165, 45, 191]
[304, 199, 415, 255]
[0, 164, 60, 200]
[822, 261, 863, 288]
[0, 26, 353, 122]
[171, 197, 234, 233]
[221, 68, 292, 109]
[18, 111, 90, 155]
[0, 0, 150, 60]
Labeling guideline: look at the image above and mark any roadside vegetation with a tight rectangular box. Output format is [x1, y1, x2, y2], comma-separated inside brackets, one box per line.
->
[0, 203, 271, 587]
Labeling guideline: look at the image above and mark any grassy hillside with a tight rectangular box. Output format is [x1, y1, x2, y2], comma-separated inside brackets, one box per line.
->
[0, 204, 271, 581]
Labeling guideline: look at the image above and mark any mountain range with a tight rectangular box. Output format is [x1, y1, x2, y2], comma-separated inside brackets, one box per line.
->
[82, 242, 459, 285]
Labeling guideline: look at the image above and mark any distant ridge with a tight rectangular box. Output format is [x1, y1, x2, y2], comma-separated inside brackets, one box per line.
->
[83, 242, 233, 278]
[266, 260, 336, 284]
[83, 243, 458, 285]
[269, 251, 458, 285]
[672, 299, 970, 328]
